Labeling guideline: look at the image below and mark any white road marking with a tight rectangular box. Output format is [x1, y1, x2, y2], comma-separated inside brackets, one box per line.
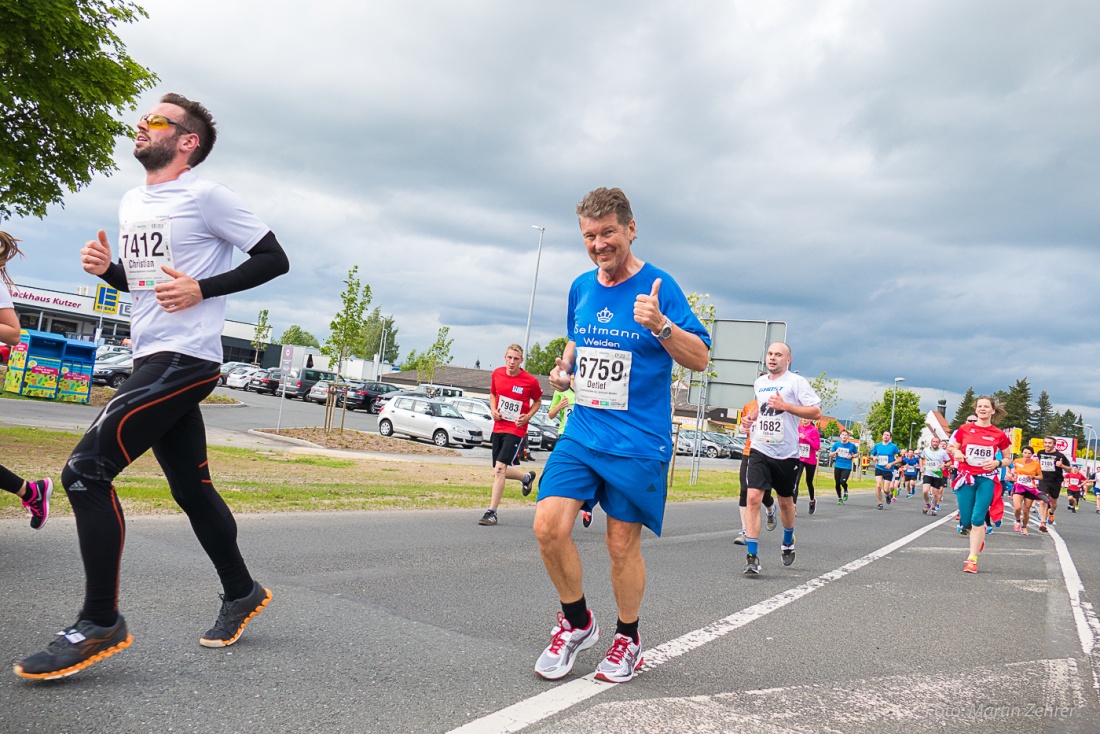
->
[449, 513, 957, 733]
[1049, 526, 1100, 693]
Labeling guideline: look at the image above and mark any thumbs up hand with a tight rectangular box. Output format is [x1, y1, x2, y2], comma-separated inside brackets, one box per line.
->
[634, 277, 664, 332]
[81, 230, 113, 276]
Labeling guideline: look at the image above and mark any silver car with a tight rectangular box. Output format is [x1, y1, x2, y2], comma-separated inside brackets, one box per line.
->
[443, 397, 494, 444]
[676, 429, 730, 458]
[377, 397, 484, 448]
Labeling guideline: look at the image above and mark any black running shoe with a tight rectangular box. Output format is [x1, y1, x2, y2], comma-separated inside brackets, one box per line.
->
[14, 616, 132, 680]
[743, 554, 761, 575]
[199, 581, 272, 648]
[521, 471, 536, 497]
[781, 541, 796, 567]
[581, 510, 592, 528]
[21, 478, 53, 530]
[478, 509, 498, 526]
[765, 511, 777, 531]
[808, 499, 816, 515]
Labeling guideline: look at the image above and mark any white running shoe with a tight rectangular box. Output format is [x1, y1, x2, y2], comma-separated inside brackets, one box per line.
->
[534, 611, 599, 680]
[595, 633, 643, 683]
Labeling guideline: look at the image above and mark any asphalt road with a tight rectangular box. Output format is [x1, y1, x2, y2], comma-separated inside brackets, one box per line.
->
[1, 395, 1099, 733]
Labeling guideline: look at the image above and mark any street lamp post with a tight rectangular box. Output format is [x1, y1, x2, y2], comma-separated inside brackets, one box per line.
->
[909, 421, 918, 449]
[522, 225, 545, 361]
[1085, 424, 1097, 471]
[889, 377, 905, 434]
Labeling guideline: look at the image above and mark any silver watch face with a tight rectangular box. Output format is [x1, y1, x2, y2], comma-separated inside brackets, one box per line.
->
[658, 322, 672, 340]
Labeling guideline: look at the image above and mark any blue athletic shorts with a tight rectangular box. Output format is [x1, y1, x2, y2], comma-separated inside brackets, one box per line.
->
[537, 436, 669, 536]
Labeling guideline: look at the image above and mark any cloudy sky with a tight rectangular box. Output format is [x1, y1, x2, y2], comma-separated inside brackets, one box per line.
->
[7, 0, 1100, 424]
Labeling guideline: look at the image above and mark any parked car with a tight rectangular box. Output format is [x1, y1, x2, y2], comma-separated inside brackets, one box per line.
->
[218, 361, 253, 384]
[529, 413, 560, 452]
[373, 386, 431, 410]
[247, 369, 284, 395]
[377, 397, 484, 448]
[280, 368, 339, 400]
[338, 381, 402, 412]
[443, 397, 494, 441]
[95, 344, 130, 360]
[676, 429, 729, 458]
[93, 355, 133, 388]
[225, 366, 262, 389]
[308, 380, 333, 404]
[705, 432, 744, 459]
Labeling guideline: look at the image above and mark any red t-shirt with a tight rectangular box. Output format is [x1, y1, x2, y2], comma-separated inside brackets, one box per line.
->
[490, 367, 543, 437]
[1065, 471, 1087, 491]
[953, 423, 1011, 474]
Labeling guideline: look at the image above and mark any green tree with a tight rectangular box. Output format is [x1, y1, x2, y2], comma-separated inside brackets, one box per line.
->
[525, 337, 567, 375]
[1, 1, 158, 220]
[251, 309, 271, 364]
[360, 307, 399, 364]
[1030, 391, 1054, 439]
[321, 265, 371, 376]
[999, 378, 1032, 432]
[398, 349, 419, 372]
[278, 325, 319, 349]
[866, 388, 924, 448]
[400, 328, 454, 385]
[950, 387, 976, 431]
[809, 372, 840, 416]
[671, 292, 715, 409]
[821, 418, 841, 438]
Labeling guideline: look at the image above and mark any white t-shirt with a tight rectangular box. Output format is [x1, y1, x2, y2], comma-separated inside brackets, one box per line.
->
[0, 283, 12, 310]
[119, 171, 269, 363]
[751, 371, 821, 460]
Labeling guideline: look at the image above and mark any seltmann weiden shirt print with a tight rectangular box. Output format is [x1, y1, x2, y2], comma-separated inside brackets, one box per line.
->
[566, 262, 709, 462]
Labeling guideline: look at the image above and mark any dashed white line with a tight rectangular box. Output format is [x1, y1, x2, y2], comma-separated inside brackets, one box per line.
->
[449, 513, 957, 733]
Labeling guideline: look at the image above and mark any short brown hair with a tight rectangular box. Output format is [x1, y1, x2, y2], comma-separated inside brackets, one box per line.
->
[576, 187, 633, 227]
[161, 93, 217, 167]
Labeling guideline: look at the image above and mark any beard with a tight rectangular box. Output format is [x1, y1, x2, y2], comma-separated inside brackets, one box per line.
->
[134, 135, 177, 172]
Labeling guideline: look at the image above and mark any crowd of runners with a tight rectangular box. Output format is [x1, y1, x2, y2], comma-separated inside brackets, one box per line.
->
[3, 95, 1098, 688]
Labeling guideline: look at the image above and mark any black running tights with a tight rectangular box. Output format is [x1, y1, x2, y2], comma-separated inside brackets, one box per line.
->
[834, 467, 851, 498]
[0, 464, 25, 494]
[793, 462, 816, 501]
[62, 352, 253, 626]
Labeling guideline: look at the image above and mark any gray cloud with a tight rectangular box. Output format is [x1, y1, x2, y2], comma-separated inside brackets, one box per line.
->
[7, 0, 1099, 421]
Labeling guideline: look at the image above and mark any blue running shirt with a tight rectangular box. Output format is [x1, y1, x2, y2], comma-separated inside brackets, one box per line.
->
[830, 441, 859, 470]
[869, 442, 900, 470]
[566, 263, 709, 461]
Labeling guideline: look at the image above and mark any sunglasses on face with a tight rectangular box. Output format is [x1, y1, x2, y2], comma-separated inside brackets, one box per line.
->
[138, 114, 193, 134]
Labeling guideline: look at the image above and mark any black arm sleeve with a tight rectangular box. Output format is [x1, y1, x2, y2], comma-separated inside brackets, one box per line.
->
[101, 262, 130, 292]
[197, 231, 290, 299]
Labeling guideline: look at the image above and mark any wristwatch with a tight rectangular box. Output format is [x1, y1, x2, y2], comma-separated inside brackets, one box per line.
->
[653, 318, 673, 341]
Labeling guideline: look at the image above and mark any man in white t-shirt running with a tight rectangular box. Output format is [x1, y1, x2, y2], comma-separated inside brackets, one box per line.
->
[15, 93, 290, 681]
[739, 343, 822, 575]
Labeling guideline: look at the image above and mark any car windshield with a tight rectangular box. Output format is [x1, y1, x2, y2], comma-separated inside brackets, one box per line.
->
[436, 403, 464, 419]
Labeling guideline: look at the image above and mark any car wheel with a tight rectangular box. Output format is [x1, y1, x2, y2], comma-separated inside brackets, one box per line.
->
[109, 373, 127, 389]
[706, 446, 718, 458]
[433, 429, 449, 448]
[379, 419, 394, 437]
[370, 400, 380, 414]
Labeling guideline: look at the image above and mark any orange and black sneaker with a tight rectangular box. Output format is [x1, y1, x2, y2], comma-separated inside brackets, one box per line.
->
[14, 616, 132, 680]
[199, 581, 272, 648]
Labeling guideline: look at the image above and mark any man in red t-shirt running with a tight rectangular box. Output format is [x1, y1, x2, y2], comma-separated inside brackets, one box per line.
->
[480, 343, 543, 526]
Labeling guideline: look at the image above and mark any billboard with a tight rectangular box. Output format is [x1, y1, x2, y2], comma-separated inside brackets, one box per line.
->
[688, 319, 787, 409]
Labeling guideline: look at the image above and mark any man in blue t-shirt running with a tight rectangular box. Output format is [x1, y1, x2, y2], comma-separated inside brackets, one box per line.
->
[869, 431, 901, 510]
[532, 187, 710, 685]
